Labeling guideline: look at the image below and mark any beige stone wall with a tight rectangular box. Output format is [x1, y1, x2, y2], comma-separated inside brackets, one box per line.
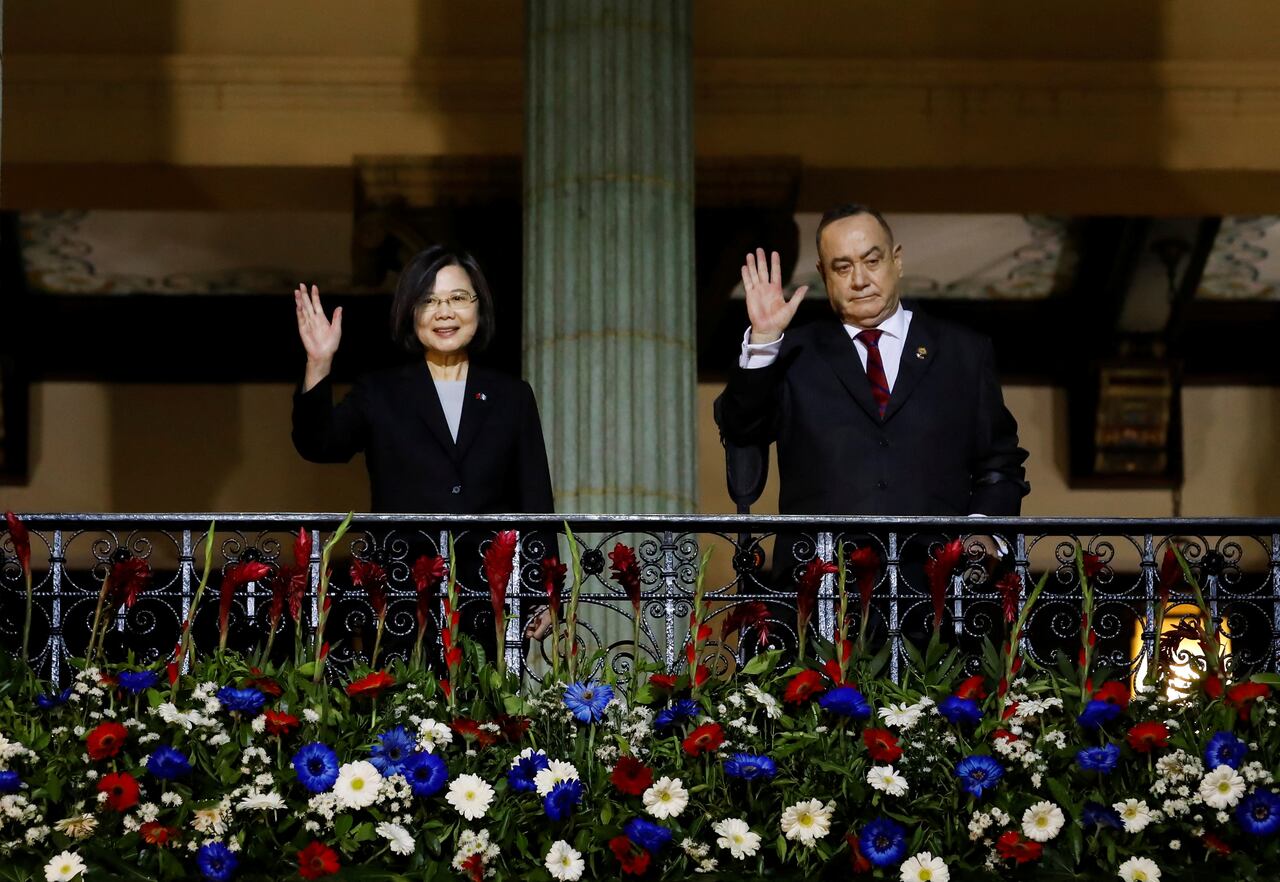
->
[3, 381, 1277, 518]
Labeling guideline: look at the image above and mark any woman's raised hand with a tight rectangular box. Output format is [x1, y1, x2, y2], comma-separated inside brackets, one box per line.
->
[295, 284, 343, 391]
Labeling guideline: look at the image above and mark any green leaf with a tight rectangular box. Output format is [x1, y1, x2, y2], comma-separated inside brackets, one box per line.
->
[335, 813, 353, 840]
[1250, 673, 1280, 686]
[741, 649, 783, 678]
[296, 662, 317, 679]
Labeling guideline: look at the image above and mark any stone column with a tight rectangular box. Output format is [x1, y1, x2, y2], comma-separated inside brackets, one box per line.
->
[524, 0, 696, 515]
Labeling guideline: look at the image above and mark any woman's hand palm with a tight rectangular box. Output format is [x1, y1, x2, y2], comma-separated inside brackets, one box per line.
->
[295, 284, 343, 361]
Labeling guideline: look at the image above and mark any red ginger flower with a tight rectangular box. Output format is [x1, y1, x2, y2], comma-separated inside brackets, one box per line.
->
[4, 511, 30, 573]
[298, 841, 341, 879]
[86, 721, 128, 761]
[1158, 547, 1182, 603]
[345, 670, 394, 699]
[925, 538, 965, 630]
[863, 727, 903, 763]
[1081, 551, 1105, 580]
[796, 558, 838, 631]
[995, 571, 1022, 624]
[108, 557, 153, 611]
[611, 755, 654, 795]
[98, 771, 139, 811]
[542, 555, 567, 617]
[847, 546, 880, 615]
[720, 601, 770, 645]
[293, 526, 312, 570]
[220, 560, 270, 636]
[609, 542, 643, 611]
[483, 531, 519, 629]
[609, 836, 651, 875]
[412, 553, 446, 633]
[350, 559, 388, 617]
[783, 669, 826, 703]
[996, 831, 1043, 864]
[846, 833, 873, 873]
[1127, 721, 1170, 753]
[682, 722, 725, 756]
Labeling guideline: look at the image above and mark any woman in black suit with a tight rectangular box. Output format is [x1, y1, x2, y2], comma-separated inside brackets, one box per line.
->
[291, 245, 555, 666]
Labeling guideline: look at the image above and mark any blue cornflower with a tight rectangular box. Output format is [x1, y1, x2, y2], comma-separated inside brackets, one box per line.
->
[624, 817, 673, 853]
[1076, 743, 1121, 774]
[292, 742, 341, 793]
[818, 686, 872, 719]
[563, 681, 614, 724]
[955, 754, 1004, 798]
[722, 753, 778, 781]
[1236, 788, 1280, 837]
[197, 842, 239, 882]
[1206, 731, 1248, 770]
[36, 687, 72, 709]
[0, 771, 20, 793]
[403, 751, 449, 798]
[654, 699, 701, 730]
[1082, 801, 1123, 829]
[217, 686, 266, 717]
[544, 778, 584, 822]
[146, 746, 191, 780]
[507, 749, 550, 793]
[858, 817, 907, 868]
[938, 696, 983, 727]
[1076, 700, 1122, 729]
[369, 726, 416, 776]
[117, 670, 160, 694]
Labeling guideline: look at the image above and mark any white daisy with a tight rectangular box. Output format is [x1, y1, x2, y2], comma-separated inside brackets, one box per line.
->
[1021, 801, 1065, 842]
[534, 760, 580, 797]
[642, 776, 689, 820]
[417, 718, 454, 753]
[53, 815, 97, 841]
[236, 791, 286, 812]
[780, 799, 833, 846]
[1113, 798, 1153, 834]
[43, 851, 87, 882]
[446, 774, 495, 820]
[376, 821, 416, 856]
[544, 840, 585, 881]
[713, 818, 761, 859]
[878, 701, 923, 730]
[334, 761, 383, 810]
[899, 851, 949, 882]
[867, 765, 909, 797]
[191, 805, 227, 835]
[1199, 765, 1246, 809]
[1117, 855, 1161, 882]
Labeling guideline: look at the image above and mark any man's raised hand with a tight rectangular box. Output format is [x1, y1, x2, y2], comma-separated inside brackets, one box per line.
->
[742, 248, 808, 344]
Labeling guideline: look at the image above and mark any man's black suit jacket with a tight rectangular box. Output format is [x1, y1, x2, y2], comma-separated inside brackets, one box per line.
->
[292, 361, 555, 514]
[717, 309, 1028, 516]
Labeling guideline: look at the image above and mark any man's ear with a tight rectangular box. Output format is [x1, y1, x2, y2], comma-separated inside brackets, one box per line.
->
[893, 244, 904, 276]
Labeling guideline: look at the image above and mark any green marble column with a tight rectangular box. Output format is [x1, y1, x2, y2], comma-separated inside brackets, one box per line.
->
[524, 0, 696, 515]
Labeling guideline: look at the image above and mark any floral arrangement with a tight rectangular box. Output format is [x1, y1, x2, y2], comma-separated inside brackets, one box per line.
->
[0, 514, 1278, 881]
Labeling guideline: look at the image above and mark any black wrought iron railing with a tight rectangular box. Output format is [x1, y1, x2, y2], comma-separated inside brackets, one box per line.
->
[2, 514, 1277, 686]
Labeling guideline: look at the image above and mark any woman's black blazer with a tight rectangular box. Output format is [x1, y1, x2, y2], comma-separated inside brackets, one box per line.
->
[292, 361, 555, 514]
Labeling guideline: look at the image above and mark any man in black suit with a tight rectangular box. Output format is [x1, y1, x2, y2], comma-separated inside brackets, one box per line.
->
[718, 203, 1028, 518]
[716, 205, 1028, 650]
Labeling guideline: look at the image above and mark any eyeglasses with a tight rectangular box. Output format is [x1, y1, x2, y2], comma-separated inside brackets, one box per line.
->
[419, 291, 479, 313]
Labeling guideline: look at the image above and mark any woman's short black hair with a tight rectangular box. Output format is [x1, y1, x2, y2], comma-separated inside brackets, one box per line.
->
[389, 245, 496, 355]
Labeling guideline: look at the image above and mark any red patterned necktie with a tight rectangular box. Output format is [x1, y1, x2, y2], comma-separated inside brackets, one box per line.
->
[856, 329, 891, 418]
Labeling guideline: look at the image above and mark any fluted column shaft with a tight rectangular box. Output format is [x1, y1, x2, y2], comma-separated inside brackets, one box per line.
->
[524, 0, 696, 514]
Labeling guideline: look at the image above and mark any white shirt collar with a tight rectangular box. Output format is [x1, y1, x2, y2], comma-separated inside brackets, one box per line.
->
[843, 303, 909, 341]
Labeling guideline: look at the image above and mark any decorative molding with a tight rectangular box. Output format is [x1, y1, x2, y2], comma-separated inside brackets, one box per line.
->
[11, 54, 1280, 117]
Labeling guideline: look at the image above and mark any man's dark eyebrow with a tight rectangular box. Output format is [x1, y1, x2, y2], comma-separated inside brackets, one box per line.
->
[859, 246, 884, 260]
